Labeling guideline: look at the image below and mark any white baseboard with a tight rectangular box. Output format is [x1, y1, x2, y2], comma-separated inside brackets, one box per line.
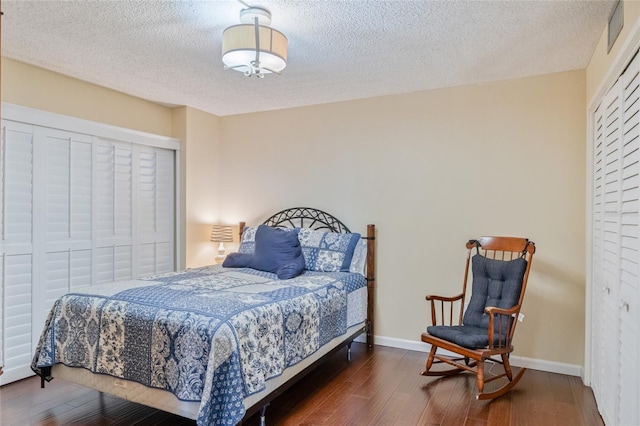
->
[354, 334, 583, 378]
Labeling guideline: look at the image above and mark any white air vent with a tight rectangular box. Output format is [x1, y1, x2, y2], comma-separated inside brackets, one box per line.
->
[608, 0, 623, 53]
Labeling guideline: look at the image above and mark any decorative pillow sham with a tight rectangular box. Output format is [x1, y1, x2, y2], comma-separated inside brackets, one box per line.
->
[223, 225, 305, 279]
[297, 228, 361, 272]
[238, 226, 257, 253]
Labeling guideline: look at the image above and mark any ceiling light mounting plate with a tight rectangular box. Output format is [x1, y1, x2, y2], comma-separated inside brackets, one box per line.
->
[239, 7, 272, 26]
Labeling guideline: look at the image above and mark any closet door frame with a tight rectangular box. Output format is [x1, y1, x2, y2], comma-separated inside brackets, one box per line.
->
[585, 19, 640, 386]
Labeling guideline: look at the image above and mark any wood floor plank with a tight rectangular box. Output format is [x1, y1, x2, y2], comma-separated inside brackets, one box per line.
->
[484, 393, 512, 426]
[372, 390, 411, 425]
[340, 372, 407, 425]
[0, 344, 604, 426]
[418, 372, 461, 424]
[308, 380, 363, 424]
[364, 354, 421, 419]
[567, 374, 604, 426]
[440, 374, 473, 426]
[509, 371, 541, 426]
[392, 356, 436, 425]
[323, 393, 370, 425]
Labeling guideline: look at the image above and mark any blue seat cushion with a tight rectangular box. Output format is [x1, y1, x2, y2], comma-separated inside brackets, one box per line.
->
[426, 325, 509, 349]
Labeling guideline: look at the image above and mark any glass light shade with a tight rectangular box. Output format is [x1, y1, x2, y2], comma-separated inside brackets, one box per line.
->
[222, 24, 287, 74]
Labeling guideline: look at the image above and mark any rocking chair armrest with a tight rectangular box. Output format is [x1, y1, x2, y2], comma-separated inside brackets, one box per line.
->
[484, 305, 519, 316]
[426, 293, 465, 326]
[485, 305, 520, 349]
[425, 293, 464, 302]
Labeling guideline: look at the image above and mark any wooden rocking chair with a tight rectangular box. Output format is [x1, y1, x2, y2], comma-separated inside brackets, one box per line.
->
[420, 236, 535, 400]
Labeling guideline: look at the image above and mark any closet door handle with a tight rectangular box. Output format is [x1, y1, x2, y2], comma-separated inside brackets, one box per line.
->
[620, 301, 630, 312]
[603, 285, 610, 294]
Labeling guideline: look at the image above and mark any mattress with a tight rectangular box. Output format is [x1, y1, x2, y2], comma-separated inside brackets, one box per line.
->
[52, 321, 365, 421]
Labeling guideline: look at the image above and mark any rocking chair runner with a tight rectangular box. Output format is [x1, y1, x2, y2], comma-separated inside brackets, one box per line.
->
[420, 236, 535, 400]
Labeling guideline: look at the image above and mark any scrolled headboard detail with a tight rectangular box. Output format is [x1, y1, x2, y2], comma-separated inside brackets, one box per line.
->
[238, 207, 351, 238]
[263, 207, 351, 233]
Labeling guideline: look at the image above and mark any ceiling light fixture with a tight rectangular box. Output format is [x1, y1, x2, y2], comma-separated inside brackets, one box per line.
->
[222, 5, 288, 78]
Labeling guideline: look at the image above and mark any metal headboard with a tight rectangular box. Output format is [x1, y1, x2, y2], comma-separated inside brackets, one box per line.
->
[262, 207, 351, 233]
[237, 206, 376, 348]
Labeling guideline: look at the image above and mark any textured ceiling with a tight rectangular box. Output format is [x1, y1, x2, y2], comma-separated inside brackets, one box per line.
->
[1, 0, 617, 117]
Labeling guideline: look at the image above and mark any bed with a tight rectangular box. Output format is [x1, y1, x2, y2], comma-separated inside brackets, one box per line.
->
[31, 207, 376, 425]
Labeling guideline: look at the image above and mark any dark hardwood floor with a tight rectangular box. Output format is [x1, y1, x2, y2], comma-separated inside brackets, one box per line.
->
[0, 343, 603, 425]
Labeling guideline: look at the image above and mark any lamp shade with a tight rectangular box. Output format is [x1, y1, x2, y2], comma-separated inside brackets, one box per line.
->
[222, 24, 287, 74]
[210, 225, 233, 243]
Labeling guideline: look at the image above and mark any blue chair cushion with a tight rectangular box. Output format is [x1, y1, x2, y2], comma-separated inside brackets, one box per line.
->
[426, 325, 508, 349]
[426, 255, 527, 349]
[463, 255, 527, 328]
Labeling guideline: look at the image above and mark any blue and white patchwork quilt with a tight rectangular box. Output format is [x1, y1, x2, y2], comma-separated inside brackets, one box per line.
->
[32, 265, 367, 425]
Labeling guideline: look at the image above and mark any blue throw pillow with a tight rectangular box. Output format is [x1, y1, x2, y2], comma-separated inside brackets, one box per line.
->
[276, 256, 305, 280]
[251, 224, 301, 272]
[222, 252, 254, 268]
[223, 225, 305, 280]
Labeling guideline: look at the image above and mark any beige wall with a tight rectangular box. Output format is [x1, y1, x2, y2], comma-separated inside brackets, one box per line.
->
[180, 107, 224, 268]
[219, 71, 587, 366]
[172, 107, 188, 270]
[1, 58, 173, 137]
[2, 56, 588, 367]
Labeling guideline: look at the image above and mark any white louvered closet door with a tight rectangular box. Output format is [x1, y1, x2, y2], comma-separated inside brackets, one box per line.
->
[0, 121, 36, 383]
[1, 109, 177, 385]
[593, 77, 623, 426]
[617, 50, 640, 426]
[590, 50, 640, 426]
[36, 128, 95, 337]
[95, 138, 134, 283]
[137, 145, 174, 277]
[590, 100, 605, 412]
[94, 139, 174, 281]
